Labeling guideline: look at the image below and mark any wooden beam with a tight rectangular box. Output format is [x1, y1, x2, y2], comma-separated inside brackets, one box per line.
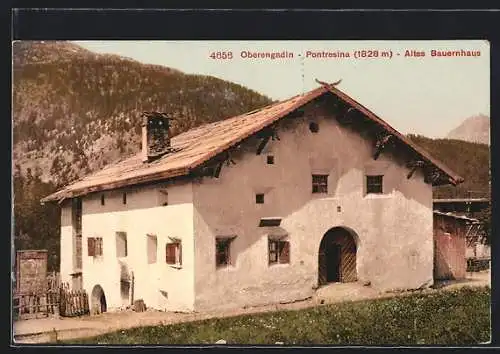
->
[373, 134, 393, 160]
[225, 151, 236, 166]
[406, 160, 425, 179]
[424, 168, 442, 184]
[256, 135, 271, 155]
[213, 162, 223, 178]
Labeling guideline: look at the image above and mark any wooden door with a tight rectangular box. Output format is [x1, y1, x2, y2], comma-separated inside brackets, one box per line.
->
[340, 238, 357, 282]
[327, 244, 341, 282]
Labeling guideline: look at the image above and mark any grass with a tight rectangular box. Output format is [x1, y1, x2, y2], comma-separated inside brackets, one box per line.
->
[64, 286, 490, 345]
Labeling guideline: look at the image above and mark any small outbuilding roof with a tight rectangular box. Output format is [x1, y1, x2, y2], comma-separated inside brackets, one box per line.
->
[42, 81, 463, 203]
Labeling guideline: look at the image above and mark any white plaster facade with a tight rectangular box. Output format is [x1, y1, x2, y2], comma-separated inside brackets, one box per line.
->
[59, 101, 435, 312]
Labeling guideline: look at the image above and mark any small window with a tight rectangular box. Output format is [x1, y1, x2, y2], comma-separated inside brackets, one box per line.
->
[122, 192, 127, 205]
[256, 193, 265, 204]
[312, 174, 328, 194]
[259, 218, 281, 227]
[116, 232, 127, 258]
[267, 155, 275, 164]
[309, 122, 319, 133]
[366, 175, 383, 194]
[100, 194, 105, 206]
[147, 234, 157, 264]
[216, 238, 234, 268]
[88, 237, 103, 257]
[158, 188, 169, 206]
[268, 239, 290, 265]
[166, 241, 182, 266]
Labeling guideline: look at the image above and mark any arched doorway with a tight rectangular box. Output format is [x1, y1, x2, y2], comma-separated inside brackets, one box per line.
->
[318, 227, 358, 286]
[91, 285, 107, 314]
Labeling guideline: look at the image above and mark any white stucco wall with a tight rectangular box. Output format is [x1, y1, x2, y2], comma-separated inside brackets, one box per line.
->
[192, 102, 434, 311]
[60, 181, 195, 312]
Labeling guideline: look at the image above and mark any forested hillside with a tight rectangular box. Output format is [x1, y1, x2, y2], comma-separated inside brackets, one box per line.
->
[407, 135, 490, 199]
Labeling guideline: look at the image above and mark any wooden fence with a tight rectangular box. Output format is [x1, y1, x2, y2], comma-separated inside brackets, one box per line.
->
[13, 290, 60, 320]
[59, 289, 90, 317]
[13, 276, 90, 320]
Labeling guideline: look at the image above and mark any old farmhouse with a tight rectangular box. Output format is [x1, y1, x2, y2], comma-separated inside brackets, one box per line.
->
[41, 81, 464, 313]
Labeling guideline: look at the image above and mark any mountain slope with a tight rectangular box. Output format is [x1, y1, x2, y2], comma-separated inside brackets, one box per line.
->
[13, 41, 273, 187]
[446, 114, 490, 145]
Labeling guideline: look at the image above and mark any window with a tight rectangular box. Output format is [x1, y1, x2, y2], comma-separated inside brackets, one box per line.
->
[122, 192, 127, 205]
[216, 237, 235, 268]
[259, 217, 282, 227]
[267, 155, 275, 164]
[147, 234, 157, 264]
[116, 232, 127, 258]
[309, 122, 319, 133]
[166, 240, 182, 266]
[87, 237, 103, 257]
[366, 175, 383, 194]
[312, 174, 328, 193]
[256, 193, 265, 204]
[158, 188, 169, 206]
[268, 239, 290, 265]
[100, 194, 105, 206]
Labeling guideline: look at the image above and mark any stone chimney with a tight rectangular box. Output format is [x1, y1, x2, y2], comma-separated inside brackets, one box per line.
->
[141, 112, 173, 162]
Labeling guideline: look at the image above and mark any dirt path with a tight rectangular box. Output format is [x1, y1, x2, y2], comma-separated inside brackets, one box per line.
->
[12, 270, 490, 344]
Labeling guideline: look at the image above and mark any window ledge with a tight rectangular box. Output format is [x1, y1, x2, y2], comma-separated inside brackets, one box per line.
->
[364, 193, 392, 199]
[168, 264, 182, 270]
[216, 265, 236, 271]
[268, 263, 290, 268]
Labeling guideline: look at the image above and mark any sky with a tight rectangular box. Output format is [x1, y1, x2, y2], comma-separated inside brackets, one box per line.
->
[74, 40, 490, 138]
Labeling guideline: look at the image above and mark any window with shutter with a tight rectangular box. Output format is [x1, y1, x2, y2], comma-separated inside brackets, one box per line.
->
[95, 237, 103, 256]
[268, 238, 290, 265]
[166, 242, 182, 266]
[268, 240, 278, 265]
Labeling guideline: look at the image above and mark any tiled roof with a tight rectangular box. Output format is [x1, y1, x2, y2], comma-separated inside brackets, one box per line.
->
[41, 82, 463, 203]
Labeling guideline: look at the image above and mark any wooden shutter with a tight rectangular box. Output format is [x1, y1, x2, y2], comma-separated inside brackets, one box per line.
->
[87, 237, 95, 257]
[166, 243, 176, 264]
[279, 241, 290, 264]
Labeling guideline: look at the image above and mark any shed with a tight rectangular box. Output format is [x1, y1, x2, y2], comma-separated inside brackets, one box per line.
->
[433, 211, 477, 280]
